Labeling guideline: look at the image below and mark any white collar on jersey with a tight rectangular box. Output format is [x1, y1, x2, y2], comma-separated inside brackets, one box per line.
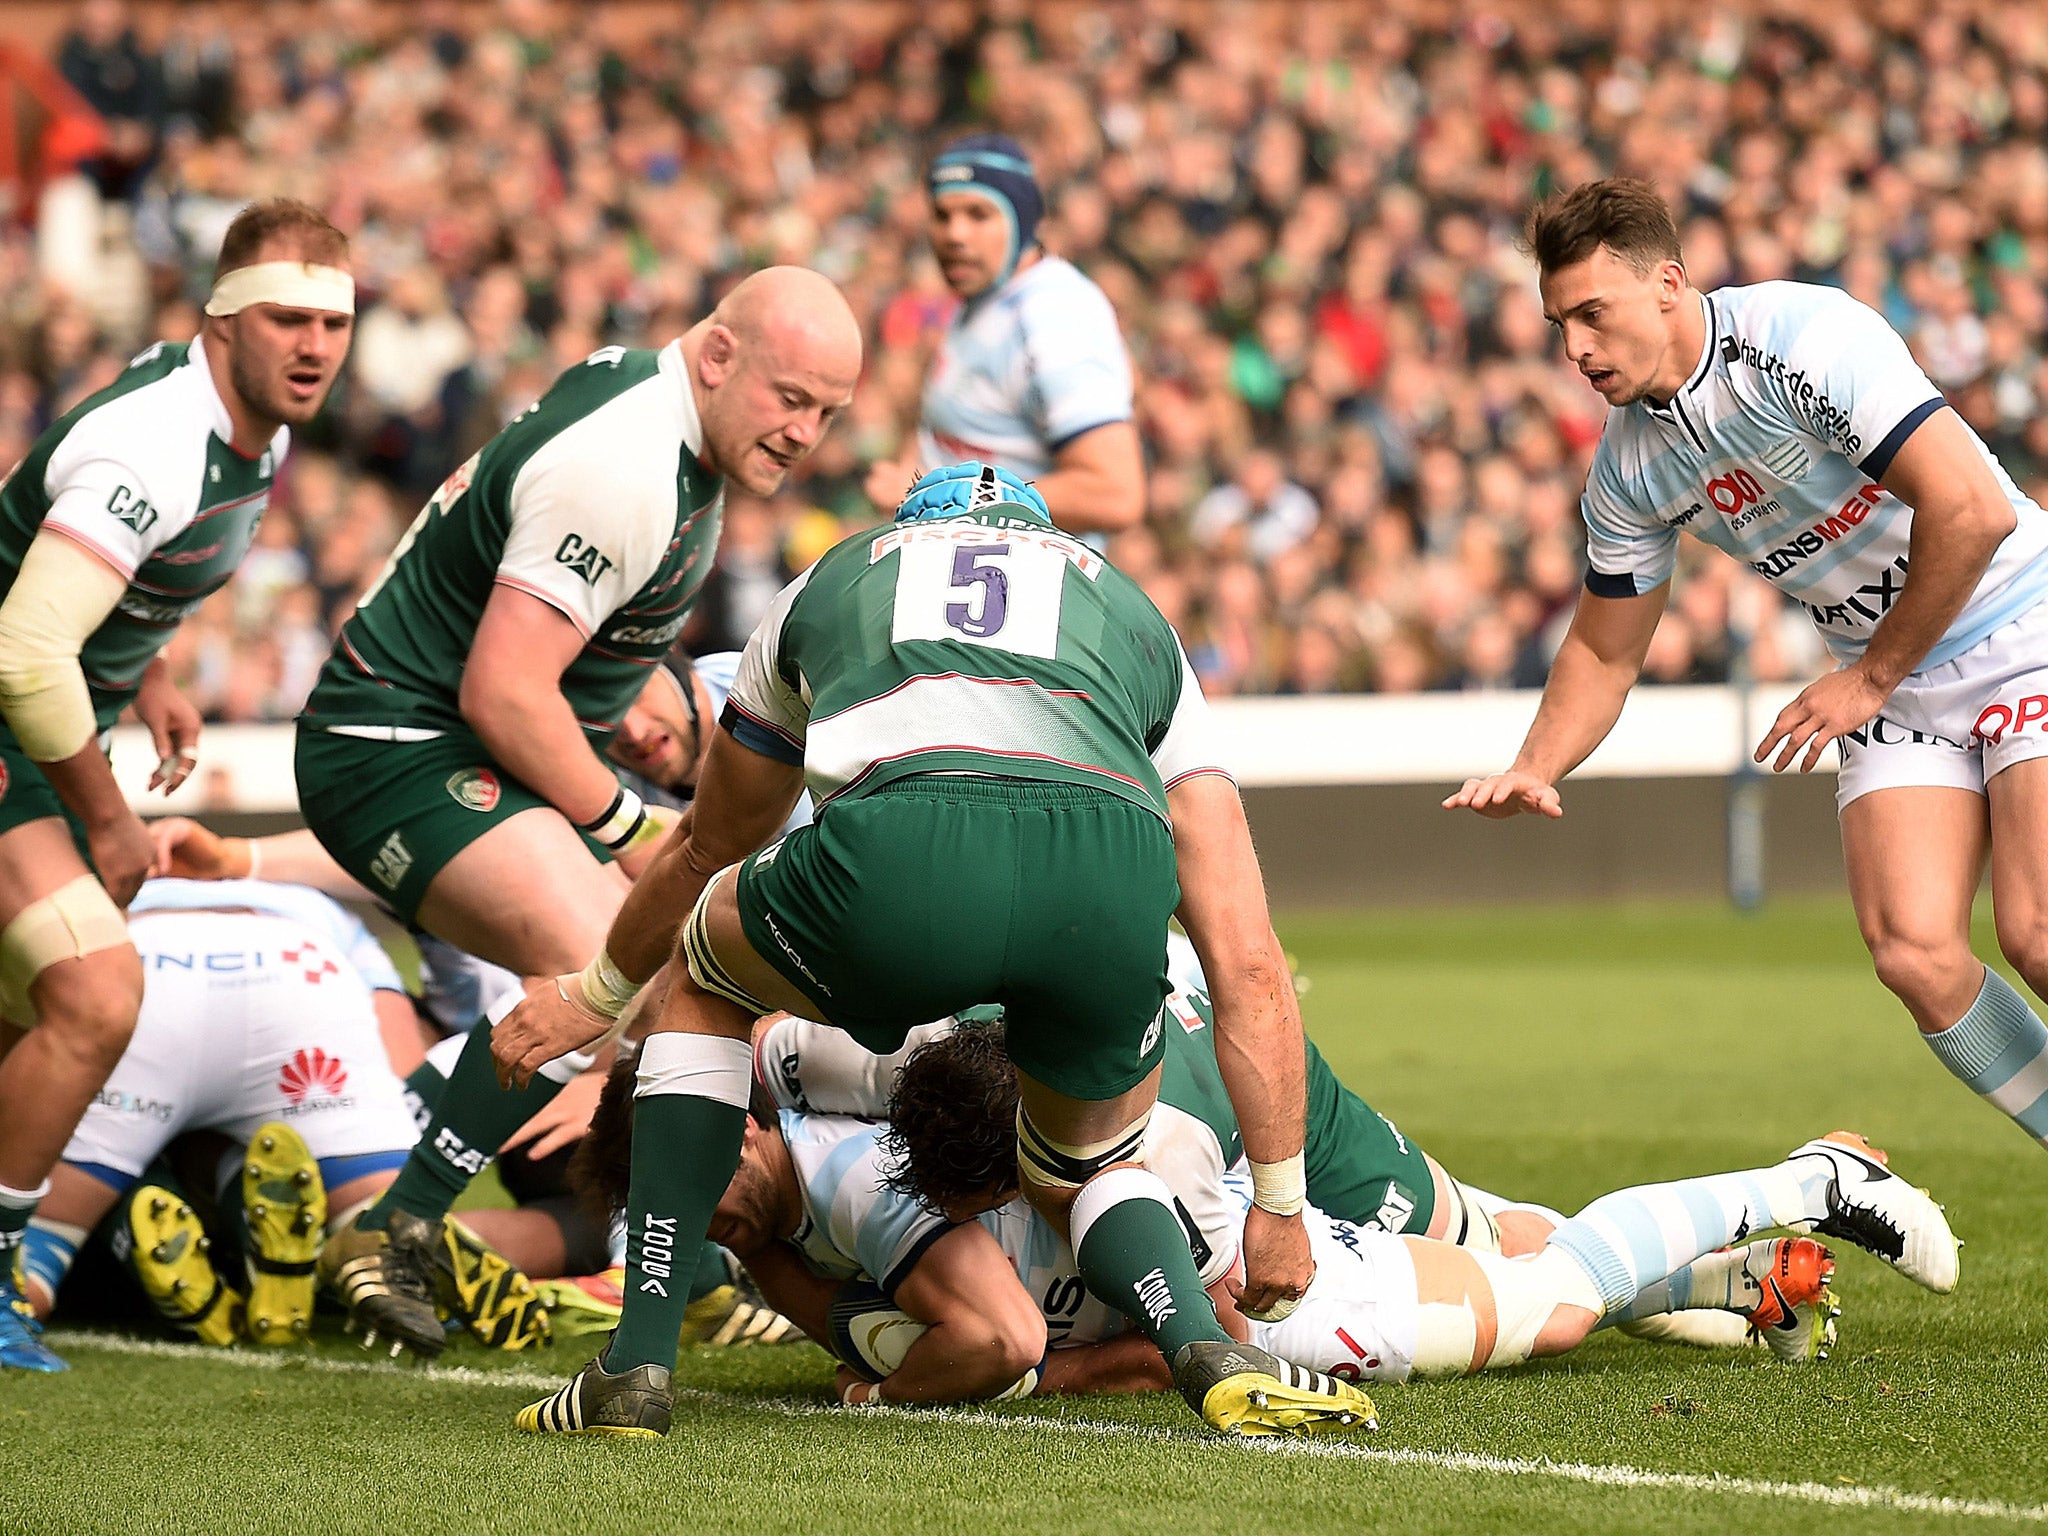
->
[659, 339, 706, 460]
[1646, 290, 1718, 417]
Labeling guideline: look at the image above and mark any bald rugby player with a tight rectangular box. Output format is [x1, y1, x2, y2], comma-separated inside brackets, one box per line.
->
[293, 268, 861, 1357]
[0, 198, 355, 1371]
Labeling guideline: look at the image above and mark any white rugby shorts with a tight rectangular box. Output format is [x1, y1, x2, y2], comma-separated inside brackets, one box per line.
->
[64, 910, 418, 1182]
[1837, 595, 2048, 809]
[1247, 1207, 1419, 1385]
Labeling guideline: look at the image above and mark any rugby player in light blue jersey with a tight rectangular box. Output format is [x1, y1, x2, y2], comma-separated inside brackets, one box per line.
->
[862, 134, 1144, 537]
[1449, 178, 2048, 1170]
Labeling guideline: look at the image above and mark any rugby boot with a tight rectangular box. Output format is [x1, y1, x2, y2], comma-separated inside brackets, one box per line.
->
[1737, 1237, 1840, 1364]
[125, 1186, 244, 1347]
[435, 1216, 550, 1350]
[692, 1263, 801, 1347]
[1789, 1132, 1959, 1294]
[1170, 1338, 1378, 1437]
[241, 1124, 325, 1345]
[537, 1264, 625, 1337]
[0, 1255, 64, 1372]
[319, 1209, 447, 1360]
[516, 1354, 672, 1438]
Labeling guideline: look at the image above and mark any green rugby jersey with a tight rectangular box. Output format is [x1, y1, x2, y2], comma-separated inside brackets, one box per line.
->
[0, 338, 283, 728]
[723, 510, 1226, 819]
[302, 342, 723, 744]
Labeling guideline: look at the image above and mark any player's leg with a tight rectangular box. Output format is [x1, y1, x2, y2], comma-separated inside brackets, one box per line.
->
[1968, 757, 2048, 1152]
[20, 1165, 124, 1320]
[0, 817, 140, 1370]
[1006, 783, 1370, 1436]
[358, 810, 627, 1235]
[520, 869, 813, 1435]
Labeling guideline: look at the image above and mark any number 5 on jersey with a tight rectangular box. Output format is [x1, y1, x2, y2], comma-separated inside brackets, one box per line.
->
[889, 533, 1072, 660]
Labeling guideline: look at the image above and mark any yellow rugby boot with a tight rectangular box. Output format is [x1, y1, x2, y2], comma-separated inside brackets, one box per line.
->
[241, 1124, 325, 1345]
[124, 1187, 243, 1347]
[435, 1216, 550, 1350]
[1171, 1339, 1378, 1437]
[535, 1265, 625, 1337]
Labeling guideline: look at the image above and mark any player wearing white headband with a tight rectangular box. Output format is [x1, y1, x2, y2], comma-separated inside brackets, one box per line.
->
[0, 196, 354, 1372]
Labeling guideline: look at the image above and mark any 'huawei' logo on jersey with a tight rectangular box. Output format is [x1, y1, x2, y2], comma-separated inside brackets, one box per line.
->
[279, 942, 340, 985]
[280, 1047, 348, 1104]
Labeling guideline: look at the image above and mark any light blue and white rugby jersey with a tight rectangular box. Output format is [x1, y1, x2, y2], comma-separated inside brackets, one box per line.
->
[781, 1110, 950, 1295]
[129, 878, 404, 996]
[916, 256, 1133, 481]
[1583, 281, 2048, 671]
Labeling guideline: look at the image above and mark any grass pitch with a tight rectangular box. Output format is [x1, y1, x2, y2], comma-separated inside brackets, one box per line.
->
[6, 896, 2047, 1535]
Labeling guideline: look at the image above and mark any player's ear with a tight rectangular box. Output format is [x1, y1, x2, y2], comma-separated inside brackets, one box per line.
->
[699, 323, 738, 387]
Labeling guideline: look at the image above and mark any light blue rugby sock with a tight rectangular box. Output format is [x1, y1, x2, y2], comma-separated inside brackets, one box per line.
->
[1547, 1165, 1813, 1317]
[1925, 969, 2048, 1152]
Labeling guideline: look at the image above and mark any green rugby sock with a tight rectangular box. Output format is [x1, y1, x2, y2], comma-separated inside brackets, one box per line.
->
[604, 1035, 752, 1374]
[1071, 1168, 1230, 1360]
[689, 1241, 732, 1304]
[360, 1025, 564, 1230]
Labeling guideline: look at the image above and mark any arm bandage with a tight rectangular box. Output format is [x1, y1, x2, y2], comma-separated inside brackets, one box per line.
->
[0, 534, 129, 761]
[203, 261, 355, 317]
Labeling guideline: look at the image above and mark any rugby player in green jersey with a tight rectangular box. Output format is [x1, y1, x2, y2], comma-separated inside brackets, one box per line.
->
[295, 268, 860, 1359]
[0, 200, 354, 1371]
[498, 463, 1375, 1438]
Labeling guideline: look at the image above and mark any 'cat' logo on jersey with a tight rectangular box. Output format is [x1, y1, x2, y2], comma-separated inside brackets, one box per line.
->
[554, 533, 615, 586]
[105, 483, 158, 534]
[369, 830, 413, 892]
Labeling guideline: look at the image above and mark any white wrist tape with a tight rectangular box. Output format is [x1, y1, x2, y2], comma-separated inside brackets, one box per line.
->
[580, 785, 648, 851]
[1248, 1152, 1307, 1216]
[576, 947, 643, 1021]
[204, 261, 355, 317]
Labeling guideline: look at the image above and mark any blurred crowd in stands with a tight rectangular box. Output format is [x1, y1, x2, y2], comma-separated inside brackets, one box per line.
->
[10, 0, 2048, 715]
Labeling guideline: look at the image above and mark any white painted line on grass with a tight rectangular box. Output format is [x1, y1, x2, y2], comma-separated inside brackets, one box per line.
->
[46, 1331, 2048, 1525]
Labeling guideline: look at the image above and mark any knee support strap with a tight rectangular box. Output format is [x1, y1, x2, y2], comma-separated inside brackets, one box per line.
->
[680, 869, 776, 1016]
[0, 875, 128, 1024]
[1016, 1103, 1152, 1194]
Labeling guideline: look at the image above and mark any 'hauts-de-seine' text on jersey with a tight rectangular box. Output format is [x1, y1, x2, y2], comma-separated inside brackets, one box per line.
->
[722, 511, 1225, 819]
[0, 338, 283, 728]
[303, 343, 722, 745]
[917, 256, 1133, 480]
[1583, 282, 2048, 670]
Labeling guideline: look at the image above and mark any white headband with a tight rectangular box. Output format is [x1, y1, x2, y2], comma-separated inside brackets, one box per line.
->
[204, 261, 355, 317]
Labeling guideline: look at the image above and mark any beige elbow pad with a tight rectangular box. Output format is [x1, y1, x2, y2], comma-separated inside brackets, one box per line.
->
[0, 535, 127, 762]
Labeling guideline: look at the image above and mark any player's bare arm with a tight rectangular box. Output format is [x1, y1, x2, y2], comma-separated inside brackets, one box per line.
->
[1165, 770, 1314, 1318]
[1444, 583, 1667, 820]
[1758, 408, 2020, 772]
[839, 1224, 1047, 1406]
[460, 586, 653, 864]
[1029, 421, 1144, 534]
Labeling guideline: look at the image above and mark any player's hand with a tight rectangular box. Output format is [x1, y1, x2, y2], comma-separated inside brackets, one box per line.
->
[87, 809, 158, 907]
[1231, 1205, 1315, 1321]
[500, 1062, 605, 1161]
[135, 670, 202, 793]
[1442, 769, 1564, 819]
[863, 458, 919, 513]
[1755, 663, 1890, 773]
[147, 816, 250, 880]
[492, 976, 613, 1090]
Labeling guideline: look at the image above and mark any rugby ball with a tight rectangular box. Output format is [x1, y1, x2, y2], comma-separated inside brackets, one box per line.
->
[828, 1278, 928, 1382]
